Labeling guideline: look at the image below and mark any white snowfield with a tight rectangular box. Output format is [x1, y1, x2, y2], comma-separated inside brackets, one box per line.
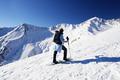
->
[1, 17, 120, 80]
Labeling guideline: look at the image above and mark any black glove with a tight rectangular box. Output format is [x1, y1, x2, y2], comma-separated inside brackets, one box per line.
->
[66, 36, 69, 41]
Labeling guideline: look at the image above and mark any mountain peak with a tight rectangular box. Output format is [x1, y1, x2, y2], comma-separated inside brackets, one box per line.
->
[87, 17, 103, 22]
[89, 16, 100, 20]
[21, 23, 36, 27]
[21, 23, 29, 27]
[21, 23, 35, 28]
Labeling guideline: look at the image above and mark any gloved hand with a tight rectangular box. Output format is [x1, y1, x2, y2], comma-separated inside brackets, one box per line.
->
[66, 36, 69, 41]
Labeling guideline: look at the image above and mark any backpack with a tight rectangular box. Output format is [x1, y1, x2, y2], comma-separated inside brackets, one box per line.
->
[53, 31, 62, 45]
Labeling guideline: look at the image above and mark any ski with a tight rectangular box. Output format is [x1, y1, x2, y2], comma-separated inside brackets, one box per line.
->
[48, 58, 73, 65]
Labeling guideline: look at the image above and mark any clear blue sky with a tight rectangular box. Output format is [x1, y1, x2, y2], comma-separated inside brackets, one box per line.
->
[0, 0, 120, 27]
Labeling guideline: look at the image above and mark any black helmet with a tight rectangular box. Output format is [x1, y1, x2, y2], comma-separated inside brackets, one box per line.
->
[59, 28, 64, 33]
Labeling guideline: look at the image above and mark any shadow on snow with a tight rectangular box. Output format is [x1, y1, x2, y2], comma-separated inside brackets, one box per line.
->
[64, 56, 120, 64]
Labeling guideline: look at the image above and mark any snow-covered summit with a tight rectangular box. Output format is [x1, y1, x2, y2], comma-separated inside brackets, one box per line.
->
[50, 17, 112, 34]
[87, 17, 102, 22]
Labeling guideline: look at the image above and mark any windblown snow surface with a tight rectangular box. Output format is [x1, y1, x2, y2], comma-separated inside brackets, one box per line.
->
[0, 17, 120, 80]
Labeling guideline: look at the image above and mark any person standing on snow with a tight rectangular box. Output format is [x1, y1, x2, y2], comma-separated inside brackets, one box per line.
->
[53, 28, 69, 64]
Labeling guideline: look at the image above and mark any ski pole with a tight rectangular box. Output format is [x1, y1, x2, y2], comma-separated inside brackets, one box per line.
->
[66, 37, 71, 59]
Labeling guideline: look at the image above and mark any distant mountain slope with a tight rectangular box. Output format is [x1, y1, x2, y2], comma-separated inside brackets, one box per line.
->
[0, 24, 53, 64]
[0, 27, 13, 37]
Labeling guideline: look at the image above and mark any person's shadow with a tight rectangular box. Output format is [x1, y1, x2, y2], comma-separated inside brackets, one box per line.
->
[64, 56, 120, 64]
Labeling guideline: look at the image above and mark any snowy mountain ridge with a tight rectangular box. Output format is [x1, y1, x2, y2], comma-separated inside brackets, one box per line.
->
[0, 17, 120, 80]
[0, 17, 120, 64]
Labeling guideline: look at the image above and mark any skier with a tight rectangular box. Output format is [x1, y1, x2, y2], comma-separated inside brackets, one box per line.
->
[53, 28, 69, 64]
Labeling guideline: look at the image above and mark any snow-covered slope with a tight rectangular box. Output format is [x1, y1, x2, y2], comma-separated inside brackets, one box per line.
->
[0, 23, 53, 64]
[1, 24, 120, 80]
[0, 17, 120, 80]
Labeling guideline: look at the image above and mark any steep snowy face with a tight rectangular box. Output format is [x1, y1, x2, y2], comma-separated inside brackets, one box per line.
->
[76, 17, 116, 35]
[83, 17, 107, 33]
[0, 24, 53, 63]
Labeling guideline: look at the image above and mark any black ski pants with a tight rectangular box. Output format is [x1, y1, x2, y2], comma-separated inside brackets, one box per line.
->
[53, 45, 67, 62]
